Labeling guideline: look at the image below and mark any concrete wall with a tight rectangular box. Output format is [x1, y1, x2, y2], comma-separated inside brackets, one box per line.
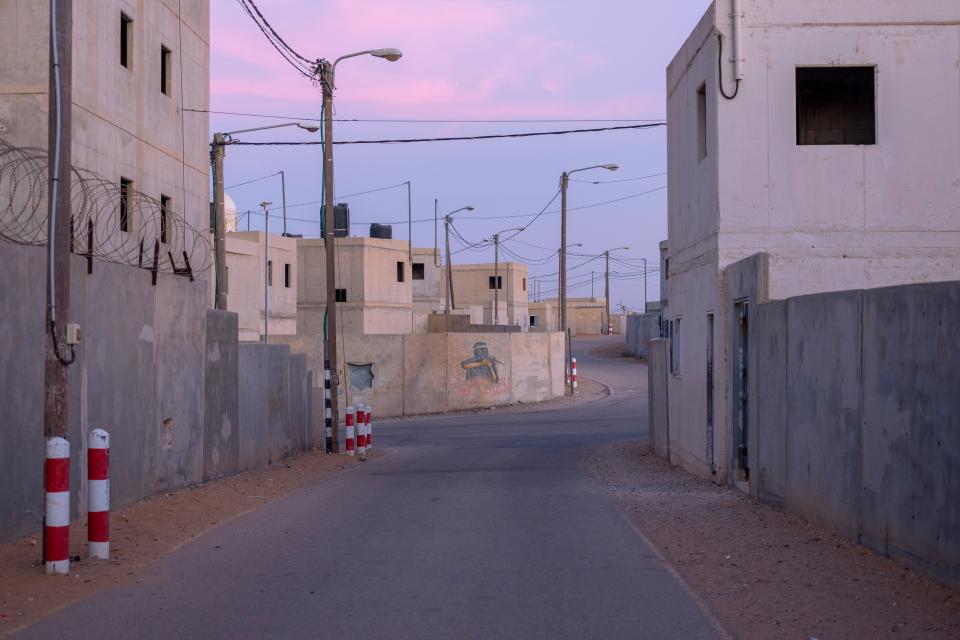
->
[625, 312, 662, 358]
[648, 339, 670, 460]
[751, 280, 960, 585]
[203, 310, 240, 481]
[272, 331, 566, 418]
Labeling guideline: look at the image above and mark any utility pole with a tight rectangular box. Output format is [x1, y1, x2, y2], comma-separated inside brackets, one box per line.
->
[280, 170, 288, 236]
[211, 133, 227, 309]
[44, 0, 74, 575]
[604, 250, 611, 336]
[434, 199, 439, 267]
[591, 270, 594, 299]
[444, 215, 454, 314]
[643, 257, 648, 313]
[493, 233, 500, 325]
[321, 60, 341, 452]
[406, 181, 412, 263]
[559, 172, 569, 333]
[260, 201, 271, 344]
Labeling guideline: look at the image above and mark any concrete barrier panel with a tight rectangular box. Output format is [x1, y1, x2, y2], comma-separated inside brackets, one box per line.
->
[446, 333, 512, 411]
[509, 332, 553, 403]
[648, 339, 670, 460]
[784, 290, 863, 538]
[239, 344, 270, 470]
[268, 345, 293, 464]
[203, 310, 240, 481]
[340, 334, 405, 417]
[754, 300, 787, 505]
[548, 332, 566, 398]
[860, 282, 960, 583]
[289, 354, 308, 453]
[403, 333, 448, 416]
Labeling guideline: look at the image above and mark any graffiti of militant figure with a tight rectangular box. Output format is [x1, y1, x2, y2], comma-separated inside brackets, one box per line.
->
[460, 341, 502, 384]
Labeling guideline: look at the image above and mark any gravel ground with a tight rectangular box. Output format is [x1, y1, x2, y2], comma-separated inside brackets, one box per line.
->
[584, 441, 960, 640]
[0, 449, 376, 638]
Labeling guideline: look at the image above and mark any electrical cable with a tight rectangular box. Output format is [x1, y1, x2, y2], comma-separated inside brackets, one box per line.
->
[569, 172, 667, 184]
[717, 31, 740, 100]
[225, 171, 281, 190]
[183, 108, 665, 124]
[226, 123, 665, 146]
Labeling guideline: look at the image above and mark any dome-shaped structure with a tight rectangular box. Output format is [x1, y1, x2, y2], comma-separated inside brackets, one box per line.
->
[224, 192, 238, 232]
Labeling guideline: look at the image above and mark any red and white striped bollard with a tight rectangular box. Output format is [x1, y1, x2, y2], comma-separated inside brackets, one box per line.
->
[571, 357, 578, 393]
[88, 429, 110, 559]
[365, 405, 373, 449]
[345, 406, 356, 456]
[356, 404, 367, 459]
[45, 437, 70, 575]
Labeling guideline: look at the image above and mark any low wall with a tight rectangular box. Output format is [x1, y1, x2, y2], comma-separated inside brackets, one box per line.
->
[752, 280, 960, 586]
[0, 240, 315, 541]
[273, 331, 566, 417]
[625, 312, 662, 358]
[647, 339, 670, 460]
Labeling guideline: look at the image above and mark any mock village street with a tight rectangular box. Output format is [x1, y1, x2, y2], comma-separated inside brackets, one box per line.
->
[11, 337, 722, 640]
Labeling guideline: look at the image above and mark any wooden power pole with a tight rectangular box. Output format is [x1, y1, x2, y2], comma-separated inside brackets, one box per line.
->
[321, 60, 341, 452]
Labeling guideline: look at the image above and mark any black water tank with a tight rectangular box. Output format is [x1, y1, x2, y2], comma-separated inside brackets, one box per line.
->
[370, 223, 393, 239]
[320, 202, 350, 238]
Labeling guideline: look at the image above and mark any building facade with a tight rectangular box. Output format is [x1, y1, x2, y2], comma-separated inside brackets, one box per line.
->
[297, 236, 413, 336]
[444, 262, 530, 330]
[663, 0, 960, 484]
[411, 246, 444, 334]
[225, 231, 297, 341]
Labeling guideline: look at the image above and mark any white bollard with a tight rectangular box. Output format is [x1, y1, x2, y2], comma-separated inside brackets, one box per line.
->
[365, 405, 373, 450]
[88, 429, 110, 559]
[571, 357, 578, 393]
[345, 406, 356, 456]
[45, 437, 70, 575]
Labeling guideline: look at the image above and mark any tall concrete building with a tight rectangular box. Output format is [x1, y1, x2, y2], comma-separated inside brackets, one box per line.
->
[662, 0, 960, 483]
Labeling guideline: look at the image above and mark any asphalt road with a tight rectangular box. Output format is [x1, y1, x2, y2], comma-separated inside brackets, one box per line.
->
[16, 336, 722, 639]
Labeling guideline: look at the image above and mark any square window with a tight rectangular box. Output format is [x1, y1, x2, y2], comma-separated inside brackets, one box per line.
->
[335, 288, 347, 302]
[796, 66, 876, 145]
[396, 261, 405, 283]
[412, 263, 425, 280]
[161, 45, 172, 95]
[488, 275, 502, 290]
[120, 14, 132, 68]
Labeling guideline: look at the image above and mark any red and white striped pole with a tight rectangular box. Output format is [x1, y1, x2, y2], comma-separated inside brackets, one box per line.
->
[571, 357, 578, 393]
[345, 406, 355, 456]
[44, 437, 70, 575]
[356, 404, 367, 459]
[608, 321, 614, 335]
[87, 429, 109, 560]
[365, 405, 373, 450]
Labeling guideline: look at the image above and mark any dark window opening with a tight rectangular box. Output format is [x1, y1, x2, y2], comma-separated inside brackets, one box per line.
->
[160, 194, 170, 243]
[267, 260, 273, 286]
[697, 83, 707, 160]
[396, 261, 405, 283]
[161, 45, 171, 95]
[522, 278, 526, 291]
[529, 315, 538, 327]
[119, 177, 132, 232]
[284, 263, 291, 288]
[120, 13, 132, 68]
[412, 262, 425, 280]
[335, 288, 347, 302]
[796, 66, 876, 145]
[488, 275, 502, 290]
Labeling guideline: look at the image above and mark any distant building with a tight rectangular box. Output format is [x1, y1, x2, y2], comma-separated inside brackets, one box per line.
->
[297, 237, 413, 335]
[662, 0, 960, 483]
[411, 247, 444, 334]
[225, 232, 297, 342]
[444, 262, 530, 330]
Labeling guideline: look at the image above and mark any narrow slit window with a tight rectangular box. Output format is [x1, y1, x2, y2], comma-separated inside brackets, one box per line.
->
[120, 13, 132, 68]
[284, 263, 291, 288]
[119, 177, 132, 232]
[522, 278, 526, 291]
[267, 260, 273, 286]
[160, 194, 170, 243]
[696, 83, 707, 160]
[796, 66, 876, 145]
[160, 45, 171, 95]
[396, 261, 405, 283]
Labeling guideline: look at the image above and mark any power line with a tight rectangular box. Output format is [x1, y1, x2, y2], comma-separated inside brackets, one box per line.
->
[234, 0, 319, 80]
[184, 108, 666, 124]
[569, 172, 667, 184]
[226, 123, 665, 146]
[225, 171, 280, 190]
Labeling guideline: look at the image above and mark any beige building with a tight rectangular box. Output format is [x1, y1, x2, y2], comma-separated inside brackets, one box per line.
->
[527, 301, 556, 333]
[540, 297, 625, 336]
[0, 0, 210, 274]
[411, 247, 444, 334]
[297, 237, 413, 335]
[225, 231, 297, 342]
[444, 262, 529, 330]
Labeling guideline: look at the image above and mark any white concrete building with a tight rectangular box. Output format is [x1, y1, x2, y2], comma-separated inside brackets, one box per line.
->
[225, 231, 297, 342]
[664, 0, 960, 483]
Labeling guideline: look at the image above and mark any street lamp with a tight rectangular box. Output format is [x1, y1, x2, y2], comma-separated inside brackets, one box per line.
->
[259, 200, 274, 344]
[210, 121, 320, 310]
[321, 47, 402, 453]
[442, 206, 474, 315]
[603, 246, 630, 335]
[483, 227, 523, 325]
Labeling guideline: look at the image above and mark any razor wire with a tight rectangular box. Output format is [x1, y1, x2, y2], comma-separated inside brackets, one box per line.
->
[0, 140, 211, 276]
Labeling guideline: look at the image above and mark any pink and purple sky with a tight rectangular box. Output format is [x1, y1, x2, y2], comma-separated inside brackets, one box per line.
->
[210, 0, 712, 308]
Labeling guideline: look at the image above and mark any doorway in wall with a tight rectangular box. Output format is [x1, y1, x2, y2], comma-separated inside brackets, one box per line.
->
[706, 312, 715, 475]
[732, 300, 750, 483]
